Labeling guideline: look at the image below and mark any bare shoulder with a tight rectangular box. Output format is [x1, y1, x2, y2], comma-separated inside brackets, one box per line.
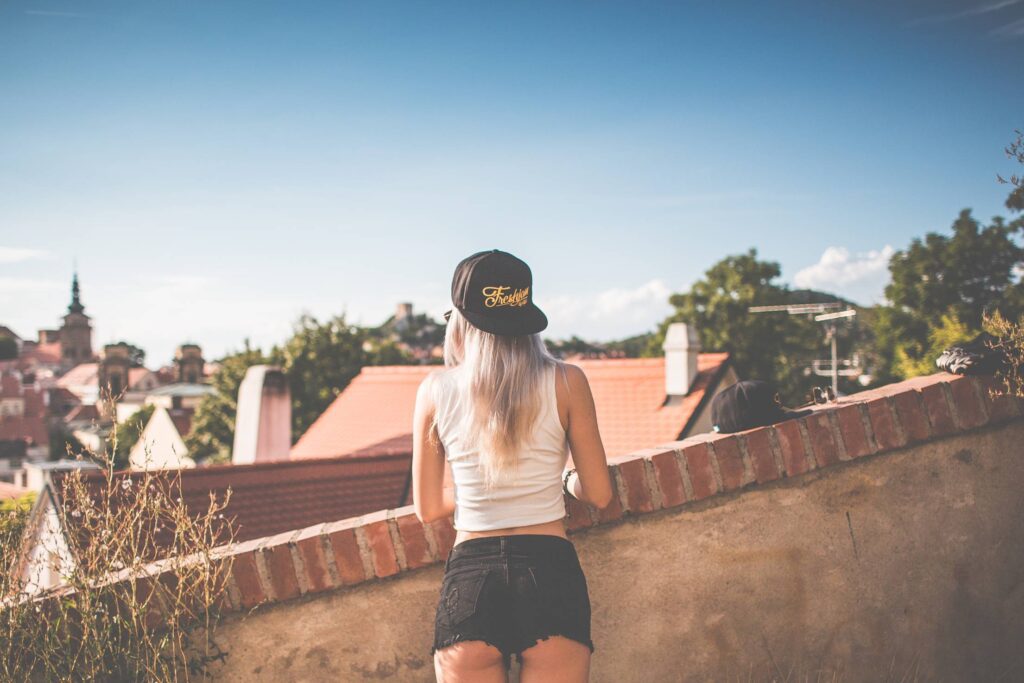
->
[556, 361, 589, 388]
[416, 367, 448, 403]
[553, 360, 591, 400]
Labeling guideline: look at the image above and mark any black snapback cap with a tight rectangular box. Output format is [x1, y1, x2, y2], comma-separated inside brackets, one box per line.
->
[449, 249, 548, 336]
[711, 380, 813, 434]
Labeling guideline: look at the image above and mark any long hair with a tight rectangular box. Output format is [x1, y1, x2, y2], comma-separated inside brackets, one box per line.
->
[434, 307, 558, 491]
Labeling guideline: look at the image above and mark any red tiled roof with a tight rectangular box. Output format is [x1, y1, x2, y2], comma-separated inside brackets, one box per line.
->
[574, 354, 730, 461]
[57, 363, 154, 390]
[64, 403, 101, 423]
[290, 354, 732, 461]
[58, 362, 99, 387]
[128, 367, 152, 387]
[291, 366, 434, 460]
[56, 453, 411, 549]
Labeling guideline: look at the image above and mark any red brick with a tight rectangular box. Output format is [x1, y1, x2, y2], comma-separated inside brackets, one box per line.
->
[363, 520, 399, 578]
[804, 413, 839, 467]
[395, 513, 433, 569]
[616, 457, 655, 513]
[564, 494, 595, 531]
[835, 405, 872, 459]
[773, 420, 811, 476]
[230, 551, 266, 609]
[711, 437, 745, 490]
[264, 542, 300, 601]
[682, 442, 718, 499]
[865, 398, 904, 451]
[428, 516, 457, 558]
[742, 428, 779, 483]
[976, 376, 1020, 423]
[596, 465, 624, 523]
[920, 384, 956, 436]
[947, 376, 987, 430]
[326, 527, 366, 585]
[891, 391, 930, 443]
[296, 535, 332, 593]
[649, 449, 688, 507]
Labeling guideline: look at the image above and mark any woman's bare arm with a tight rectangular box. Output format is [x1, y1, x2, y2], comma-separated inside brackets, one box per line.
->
[561, 363, 613, 509]
[412, 372, 455, 524]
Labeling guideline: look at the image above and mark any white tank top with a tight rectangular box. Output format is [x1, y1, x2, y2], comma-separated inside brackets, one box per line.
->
[432, 362, 570, 531]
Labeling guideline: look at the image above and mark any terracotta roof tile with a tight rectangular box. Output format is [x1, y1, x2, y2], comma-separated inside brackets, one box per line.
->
[58, 362, 99, 387]
[54, 453, 411, 552]
[291, 355, 732, 462]
[291, 366, 435, 460]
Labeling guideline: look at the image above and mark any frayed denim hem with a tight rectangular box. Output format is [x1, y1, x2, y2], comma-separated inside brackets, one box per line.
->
[513, 631, 595, 665]
[431, 634, 514, 671]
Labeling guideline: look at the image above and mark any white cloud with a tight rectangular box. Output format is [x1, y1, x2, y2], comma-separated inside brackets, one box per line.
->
[0, 247, 51, 264]
[793, 245, 895, 305]
[538, 279, 674, 340]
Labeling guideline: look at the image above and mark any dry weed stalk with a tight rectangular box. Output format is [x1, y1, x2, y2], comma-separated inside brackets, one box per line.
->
[0, 385, 236, 682]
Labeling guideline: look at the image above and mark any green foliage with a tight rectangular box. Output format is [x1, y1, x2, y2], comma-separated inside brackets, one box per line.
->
[894, 313, 978, 380]
[877, 209, 1024, 379]
[999, 129, 1024, 213]
[269, 313, 375, 440]
[0, 335, 17, 361]
[649, 249, 837, 403]
[49, 423, 88, 461]
[984, 310, 1024, 398]
[184, 340, 269, 464]
[110, 404, 157, 470]
[604, 332, 653, 358]
[186, 313, 425, 463]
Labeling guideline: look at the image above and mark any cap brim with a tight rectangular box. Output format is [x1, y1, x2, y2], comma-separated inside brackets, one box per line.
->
[459, 302, 548, 336]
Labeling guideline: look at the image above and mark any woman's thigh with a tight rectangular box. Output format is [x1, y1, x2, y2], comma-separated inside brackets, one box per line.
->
[433, 640, 507, 683]
[519, 635, 591, 683]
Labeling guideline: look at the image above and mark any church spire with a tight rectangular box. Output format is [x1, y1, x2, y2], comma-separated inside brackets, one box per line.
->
[68, 270, 85, 315]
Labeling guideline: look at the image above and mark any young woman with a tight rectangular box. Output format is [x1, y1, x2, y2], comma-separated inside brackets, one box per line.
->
[413, 249, 613, 683]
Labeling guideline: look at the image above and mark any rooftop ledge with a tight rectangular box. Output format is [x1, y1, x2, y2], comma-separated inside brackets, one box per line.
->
[206, 372, 1020, 609]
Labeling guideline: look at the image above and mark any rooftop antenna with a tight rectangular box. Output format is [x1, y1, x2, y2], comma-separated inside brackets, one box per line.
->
[748, 303, 859, 396]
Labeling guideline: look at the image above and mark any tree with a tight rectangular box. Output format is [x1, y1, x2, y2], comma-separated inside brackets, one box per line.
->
[998, 128, 1024, 213]
[269, 313, 374, 440]
[0, 335, 17, 361]
[878, 209, 1024, 379]
[185, 314, 418, 464]
[648, 249, 835, 403]
[185, 341, 270, 464]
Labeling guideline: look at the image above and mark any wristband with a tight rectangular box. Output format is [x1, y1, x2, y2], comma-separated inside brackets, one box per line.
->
[562, 468, 577, 497]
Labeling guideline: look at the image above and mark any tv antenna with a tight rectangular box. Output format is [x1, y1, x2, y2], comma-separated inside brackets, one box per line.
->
[748, 303, 859, 396]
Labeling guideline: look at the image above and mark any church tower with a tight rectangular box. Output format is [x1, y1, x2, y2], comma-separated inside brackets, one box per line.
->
[60, 271, 94, 367]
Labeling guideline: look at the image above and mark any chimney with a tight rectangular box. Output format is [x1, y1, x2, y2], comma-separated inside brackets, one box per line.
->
[232, 365, 292, 464]
[662, 322, 701, 396]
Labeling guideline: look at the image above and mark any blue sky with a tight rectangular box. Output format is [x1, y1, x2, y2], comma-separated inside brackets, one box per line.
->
[2, 0, 1022, 366]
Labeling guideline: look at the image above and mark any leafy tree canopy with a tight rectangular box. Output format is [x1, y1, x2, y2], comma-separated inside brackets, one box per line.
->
[877, 208, 1024, 379]
[186, 313, 420, 464]
[648, 249, 844, 402]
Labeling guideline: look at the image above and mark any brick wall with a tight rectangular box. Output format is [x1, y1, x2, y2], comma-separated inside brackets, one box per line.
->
[212, 372, 1019, 611]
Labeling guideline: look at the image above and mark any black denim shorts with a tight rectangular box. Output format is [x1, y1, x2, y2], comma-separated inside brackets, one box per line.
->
[430, 534, 595, 670]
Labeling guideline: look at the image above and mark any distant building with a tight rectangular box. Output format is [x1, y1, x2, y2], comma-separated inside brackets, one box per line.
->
[59, 272, 93, 368]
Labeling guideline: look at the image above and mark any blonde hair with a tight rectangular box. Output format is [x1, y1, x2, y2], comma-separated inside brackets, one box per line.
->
[433, 307, 558, 491]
